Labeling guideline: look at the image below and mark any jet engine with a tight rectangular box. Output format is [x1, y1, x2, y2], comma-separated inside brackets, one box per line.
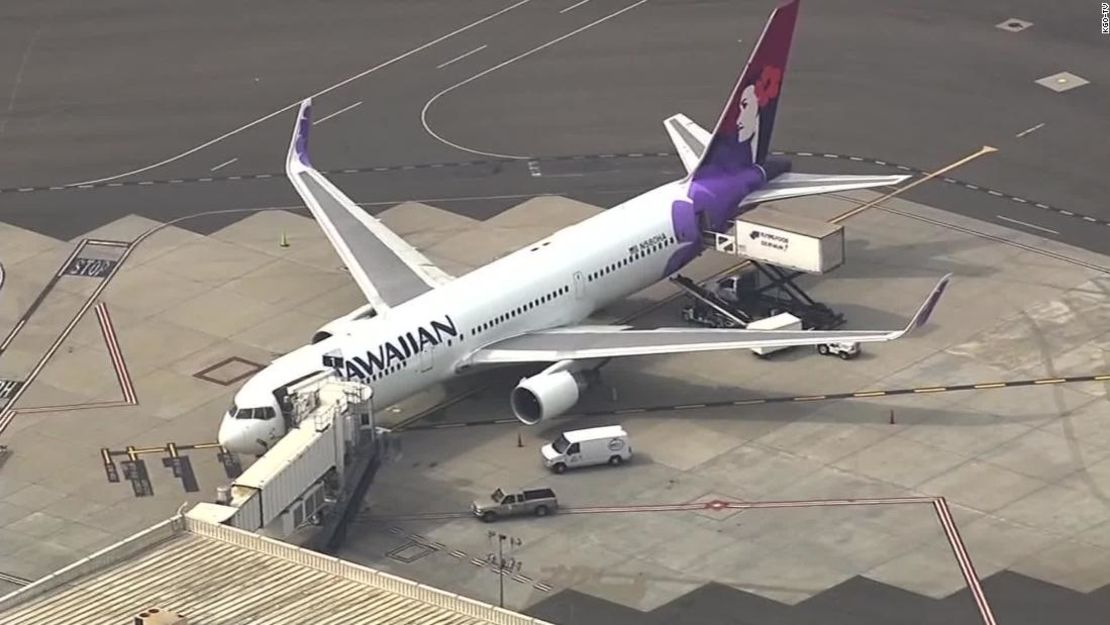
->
[311, 303, 377, 344]
[510, 360, 590, 425]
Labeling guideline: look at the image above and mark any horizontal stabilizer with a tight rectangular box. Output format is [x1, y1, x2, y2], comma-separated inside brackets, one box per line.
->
[664, 114, 712, 175]
[740, 172, 911, 207]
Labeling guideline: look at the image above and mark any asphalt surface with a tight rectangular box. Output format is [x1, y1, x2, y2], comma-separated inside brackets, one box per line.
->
[1, 0, 1108, 252]
[1, 1, 1109, 622]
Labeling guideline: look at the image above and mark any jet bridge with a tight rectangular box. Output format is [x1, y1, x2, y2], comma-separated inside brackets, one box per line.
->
[190, 371, 381, 539]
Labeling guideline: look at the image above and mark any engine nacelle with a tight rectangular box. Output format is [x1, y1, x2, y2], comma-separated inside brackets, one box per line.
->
[311, 304, 377, 344]
[510, 362, 588, 425]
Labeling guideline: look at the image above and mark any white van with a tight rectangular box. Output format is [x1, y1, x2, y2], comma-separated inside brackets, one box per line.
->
[541, 425, 631, 473]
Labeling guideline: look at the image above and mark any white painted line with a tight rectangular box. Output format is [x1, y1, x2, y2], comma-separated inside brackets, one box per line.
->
[1015, 122, 1044, 138]
[560, 0, 592, 13]
[210, 158, 237, 172]
[313, 101, 363, 125]
[66, 0, 536, 186]
[421, 0, 648, 160]
[996, 215, 1059, 235]
[436, 44, 487, 69]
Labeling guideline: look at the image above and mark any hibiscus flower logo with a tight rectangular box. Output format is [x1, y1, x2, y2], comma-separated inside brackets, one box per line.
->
[754, 65, 782, 108]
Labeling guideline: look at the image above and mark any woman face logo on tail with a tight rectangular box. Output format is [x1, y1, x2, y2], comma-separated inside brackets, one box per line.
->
[736, 84, 759, 143]
[734, 65, 782, 163]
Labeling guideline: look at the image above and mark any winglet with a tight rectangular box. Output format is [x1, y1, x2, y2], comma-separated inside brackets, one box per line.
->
[287, 98, 314, 171]
[899, 273, 952, 337]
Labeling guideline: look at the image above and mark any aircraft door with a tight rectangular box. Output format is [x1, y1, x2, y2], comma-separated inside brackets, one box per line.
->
[573, 271, 585, 299]
[696, 207, 714, 245]
[419, 342, 434, 373]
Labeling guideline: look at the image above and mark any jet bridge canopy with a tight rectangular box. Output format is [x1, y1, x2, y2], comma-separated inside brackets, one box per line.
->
[212, 372, 377, 538]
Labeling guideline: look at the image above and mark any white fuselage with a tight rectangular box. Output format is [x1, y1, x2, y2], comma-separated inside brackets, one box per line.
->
[219, 180, 696, 454]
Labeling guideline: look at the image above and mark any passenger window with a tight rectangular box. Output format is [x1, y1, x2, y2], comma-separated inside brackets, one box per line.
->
[567, 443, 580, 454]
[503, 495, 516, 504]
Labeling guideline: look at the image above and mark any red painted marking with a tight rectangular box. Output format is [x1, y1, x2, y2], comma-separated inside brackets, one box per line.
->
[95, 303, 137, 405]
[0, 240, 135, 437]
[363, 496, 994, 624]
[933, 498, 996, 625]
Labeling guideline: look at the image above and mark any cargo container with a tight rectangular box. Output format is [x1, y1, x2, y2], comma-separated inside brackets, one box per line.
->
[746, 312, 803, 356]
[733, 208, 844, 274]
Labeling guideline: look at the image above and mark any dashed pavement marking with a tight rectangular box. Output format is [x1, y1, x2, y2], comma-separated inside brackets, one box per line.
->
[402, 372, 1110, 430]
[2, 149, 1103, 229]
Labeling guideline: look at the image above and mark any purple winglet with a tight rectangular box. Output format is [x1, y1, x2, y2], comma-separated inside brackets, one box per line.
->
[294, 99, 313, 167]
[909, 273, 952, 331]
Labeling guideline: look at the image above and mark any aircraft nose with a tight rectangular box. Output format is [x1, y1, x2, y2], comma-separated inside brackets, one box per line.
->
[217, 415, 250, 454]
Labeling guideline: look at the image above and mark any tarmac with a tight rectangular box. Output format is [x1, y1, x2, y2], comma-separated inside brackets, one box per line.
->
[334, 189, 1110, 621]
[0, 187, 1108, 621]
[2, 1, 1109, 622]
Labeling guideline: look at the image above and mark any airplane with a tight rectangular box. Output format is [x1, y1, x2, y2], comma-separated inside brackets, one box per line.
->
[218, 0, 951, 455]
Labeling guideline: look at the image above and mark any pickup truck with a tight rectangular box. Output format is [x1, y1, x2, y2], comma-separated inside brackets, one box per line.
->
[472, 487, 558, 522]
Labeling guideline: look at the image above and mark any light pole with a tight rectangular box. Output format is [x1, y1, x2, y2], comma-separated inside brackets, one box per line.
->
[487, 531, 522, 608]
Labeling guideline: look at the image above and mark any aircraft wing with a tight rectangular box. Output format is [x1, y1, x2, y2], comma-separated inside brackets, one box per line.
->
[285, 98, 452, 311]
[466, 274, 950, 365]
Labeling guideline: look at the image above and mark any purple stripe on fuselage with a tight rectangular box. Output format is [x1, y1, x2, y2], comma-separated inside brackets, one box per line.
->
[663, 165, 767, 277]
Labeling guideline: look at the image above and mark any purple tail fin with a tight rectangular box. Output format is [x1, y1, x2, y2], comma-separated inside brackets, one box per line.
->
[692, 0, 799, 180]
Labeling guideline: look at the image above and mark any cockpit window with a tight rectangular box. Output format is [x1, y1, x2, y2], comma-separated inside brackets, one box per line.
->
[231, 405, 276, 420]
